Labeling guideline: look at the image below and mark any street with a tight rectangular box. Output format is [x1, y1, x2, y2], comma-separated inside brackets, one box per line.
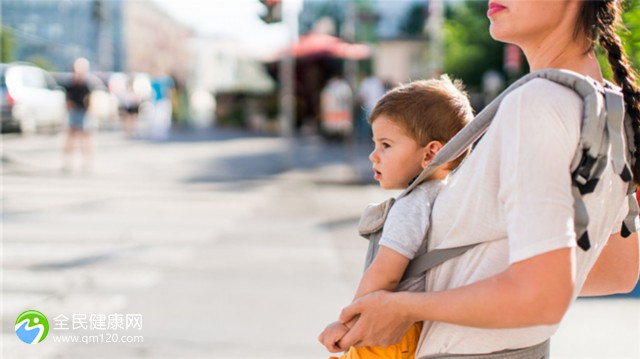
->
[1, 129, 639, 358]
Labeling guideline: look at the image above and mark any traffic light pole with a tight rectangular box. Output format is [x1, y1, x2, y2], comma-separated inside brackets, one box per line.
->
[425, 0, 444, 79]
[279, 0, 300, 139]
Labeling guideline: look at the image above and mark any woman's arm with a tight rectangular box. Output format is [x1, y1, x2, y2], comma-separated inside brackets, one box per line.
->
[337, 247, 575, 349]
[581, 231, 640, 296]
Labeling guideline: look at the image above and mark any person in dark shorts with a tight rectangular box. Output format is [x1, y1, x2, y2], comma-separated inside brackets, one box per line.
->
[63, 57, 93, 171]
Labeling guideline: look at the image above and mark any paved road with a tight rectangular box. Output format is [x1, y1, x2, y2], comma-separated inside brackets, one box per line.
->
[1, 129, 638, 358]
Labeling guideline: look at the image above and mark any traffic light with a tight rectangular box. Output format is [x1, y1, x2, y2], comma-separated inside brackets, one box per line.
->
[93, 0, 107, 22]
[260, 0, 282, 24]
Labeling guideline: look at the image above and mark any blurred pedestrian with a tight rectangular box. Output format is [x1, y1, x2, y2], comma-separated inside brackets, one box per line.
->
[333, 1, 640, 357]
[149, 75, 175, 141]
[319, 77, 473, 358]
[109, 73, 140, 139]
[355, 71, 385, 140]
[62, 57, 93, 171]
[320, 73, 353, 140]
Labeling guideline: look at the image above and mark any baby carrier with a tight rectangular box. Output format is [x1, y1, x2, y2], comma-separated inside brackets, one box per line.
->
[358, 69, 639, 284]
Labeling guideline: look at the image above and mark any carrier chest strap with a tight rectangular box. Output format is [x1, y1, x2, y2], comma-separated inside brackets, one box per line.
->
[402, 243, 478, 282]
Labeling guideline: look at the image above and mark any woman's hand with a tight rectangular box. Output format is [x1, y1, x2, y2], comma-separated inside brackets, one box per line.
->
[337, 290, 414, 349]
[319, 321, 350, 353]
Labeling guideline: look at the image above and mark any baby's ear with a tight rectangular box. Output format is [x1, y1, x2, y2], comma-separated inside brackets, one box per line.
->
[422, 141, 444, 168]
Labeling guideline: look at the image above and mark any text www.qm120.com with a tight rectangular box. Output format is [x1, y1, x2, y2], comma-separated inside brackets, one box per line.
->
[52, 333, 143, 344]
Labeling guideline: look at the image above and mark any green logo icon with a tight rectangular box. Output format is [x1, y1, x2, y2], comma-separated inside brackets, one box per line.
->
[15, 310, 49, 344]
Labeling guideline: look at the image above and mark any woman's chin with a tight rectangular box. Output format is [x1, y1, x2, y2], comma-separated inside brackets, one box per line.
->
[488, 25, 508, 43]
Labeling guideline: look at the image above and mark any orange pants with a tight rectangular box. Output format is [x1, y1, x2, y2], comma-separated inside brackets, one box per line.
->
[331, 322, 423, 359]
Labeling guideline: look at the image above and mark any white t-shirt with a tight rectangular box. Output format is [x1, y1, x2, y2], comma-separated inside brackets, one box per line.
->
[416, 78, 629, 356]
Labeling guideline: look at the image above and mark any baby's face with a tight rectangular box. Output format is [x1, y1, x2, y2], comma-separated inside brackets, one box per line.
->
[369, 115, 428, 190]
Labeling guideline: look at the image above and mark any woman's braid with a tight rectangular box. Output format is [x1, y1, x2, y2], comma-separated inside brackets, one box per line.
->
[597, 0, 640, 185]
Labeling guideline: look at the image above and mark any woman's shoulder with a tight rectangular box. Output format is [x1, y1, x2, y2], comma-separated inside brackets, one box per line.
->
[499, 77, 584, 130]
[493, 77, 583, 145]
[507, 77, 583, 109]
[512, 77, 584, 107]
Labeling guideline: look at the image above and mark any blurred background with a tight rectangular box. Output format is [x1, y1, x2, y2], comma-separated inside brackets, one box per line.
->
[1, 0, 639, 358]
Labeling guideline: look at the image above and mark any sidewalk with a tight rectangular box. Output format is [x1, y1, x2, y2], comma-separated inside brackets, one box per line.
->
[1, 129, 639, 358]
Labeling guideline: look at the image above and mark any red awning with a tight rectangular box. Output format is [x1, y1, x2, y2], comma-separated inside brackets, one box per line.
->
[285, 33, 371, 60]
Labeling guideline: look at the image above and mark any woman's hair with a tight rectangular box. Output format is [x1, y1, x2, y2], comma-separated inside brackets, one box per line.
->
[577, 0, 640, 185]
[369, 75, 473, 170]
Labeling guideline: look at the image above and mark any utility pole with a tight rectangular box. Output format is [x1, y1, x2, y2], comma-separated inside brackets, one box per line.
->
[279, 0, 300, 138]
[425, 0, 444, 79]
[259, 0, 300, 138]
[93, 0, 112, 71]
[342, 3, 358, 91]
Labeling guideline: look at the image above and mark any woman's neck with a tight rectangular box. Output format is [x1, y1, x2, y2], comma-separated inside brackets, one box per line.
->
[523, 37, 603, 82]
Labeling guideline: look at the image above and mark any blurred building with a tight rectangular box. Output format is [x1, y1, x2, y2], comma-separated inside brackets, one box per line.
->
[1, 0, 125, 71]
[1, 0, 191, 84]
[299, 0, 428, 85]
[123, 0, 191, 85]
[374, 39, 427, 86]
[189, 37, 275, 95]
[190, 36, 276, 130]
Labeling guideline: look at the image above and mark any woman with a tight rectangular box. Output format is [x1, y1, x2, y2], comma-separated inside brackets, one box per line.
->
[333, 0, 640, 357]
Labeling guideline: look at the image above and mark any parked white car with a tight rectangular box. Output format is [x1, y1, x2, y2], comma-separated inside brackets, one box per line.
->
[0, 62, 67, 133]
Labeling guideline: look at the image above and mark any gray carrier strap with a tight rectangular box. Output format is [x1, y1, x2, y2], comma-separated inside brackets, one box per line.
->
[603, 88, 640, 237]
[402, 243, 479, 281]
[622, 194, 640, 237]
[623, 111, 640, 237]
[604, 89, 631, 178]
[401, 69, 638, 282]
[419, 340, 550, 359]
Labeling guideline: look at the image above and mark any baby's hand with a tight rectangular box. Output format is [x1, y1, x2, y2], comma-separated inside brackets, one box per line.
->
[318, 321, 350, 353]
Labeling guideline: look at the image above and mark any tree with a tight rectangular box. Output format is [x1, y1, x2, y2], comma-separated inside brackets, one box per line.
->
[399, 3, 426, 37]
[622, 0, 640, 68]
[26, 56, 55, 72]
[599, 0, 640, 82]
[1, 25, 16, 63]
[442, 1, 511, 89]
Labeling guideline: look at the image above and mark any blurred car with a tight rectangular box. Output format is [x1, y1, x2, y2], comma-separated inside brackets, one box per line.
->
[0, 62, 67, 133]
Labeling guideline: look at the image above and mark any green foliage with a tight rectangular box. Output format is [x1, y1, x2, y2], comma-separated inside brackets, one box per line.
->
[26, 56, 56, 72]
[621, 0, 640, 69]
[399, 3, 425, 37]
[1, 25, 16, 63]
[596, 0, 640, 83]
[443, 1, 508, 89]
